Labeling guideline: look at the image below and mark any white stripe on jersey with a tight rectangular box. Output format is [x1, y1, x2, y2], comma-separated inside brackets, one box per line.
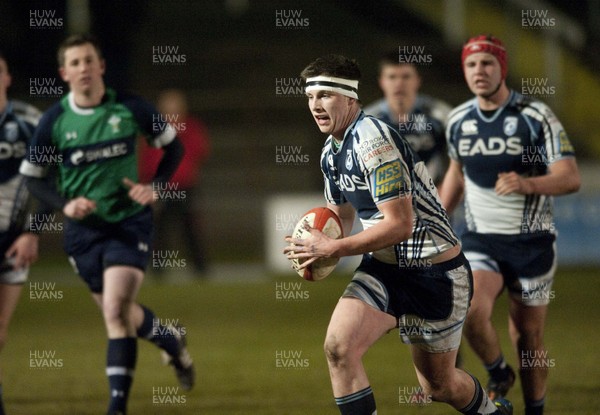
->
[12, 100, 42, 127]
[151, 123, 177, 148]
[520, 101, 568, 164]
[19, 159, 46, 178]
[445, 99, 476, 161]
[0, 175, 28, 232]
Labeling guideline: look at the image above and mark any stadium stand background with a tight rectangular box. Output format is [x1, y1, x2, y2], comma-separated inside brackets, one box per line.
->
[1, 0, 598, 268]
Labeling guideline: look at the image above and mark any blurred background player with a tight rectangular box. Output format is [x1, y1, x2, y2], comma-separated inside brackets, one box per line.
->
[439, 35, 580, 415]
[0, 51, 43, 415]
[19, 34, 194, 415]
[139, 88, 210, 277]
[363, 52, 452, 186]
[285, 54, 512, 415]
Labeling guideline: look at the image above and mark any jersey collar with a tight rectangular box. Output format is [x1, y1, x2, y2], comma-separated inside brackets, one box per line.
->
[475, 90, 515, 122]
[67, 88, 116, 116]
[343, 110, 364, 139]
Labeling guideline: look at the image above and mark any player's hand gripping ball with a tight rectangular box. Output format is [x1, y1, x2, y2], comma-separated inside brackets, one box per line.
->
[290, 207, 343, 281]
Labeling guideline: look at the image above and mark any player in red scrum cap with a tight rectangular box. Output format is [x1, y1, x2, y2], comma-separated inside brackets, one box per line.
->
[461, 35, 508, 80]
[440, 34, 580, 415]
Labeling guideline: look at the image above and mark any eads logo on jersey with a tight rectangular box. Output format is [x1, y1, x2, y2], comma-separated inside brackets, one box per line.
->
[458, 137, 522, 157]
[0, 141, 26, 160]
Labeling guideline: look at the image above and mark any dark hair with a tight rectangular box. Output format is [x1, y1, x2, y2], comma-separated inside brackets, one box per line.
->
[57, 34, 103, 67]
[300, 54, 361, 81]
[377, 51, 417, 76]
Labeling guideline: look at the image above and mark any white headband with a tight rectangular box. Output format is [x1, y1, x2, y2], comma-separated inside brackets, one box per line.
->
[305, 76, 359, 99]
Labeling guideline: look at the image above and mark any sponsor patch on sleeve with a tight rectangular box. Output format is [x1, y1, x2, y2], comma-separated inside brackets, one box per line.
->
[371, 160, 405, 200]
[558, 130, 574, 154]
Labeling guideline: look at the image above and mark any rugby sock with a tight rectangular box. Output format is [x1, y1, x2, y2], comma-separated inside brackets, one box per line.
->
[525, 397, 544, 415]
[485, 355, 510, 381]
[335, 386, 377, 415]
[136, 305, 180, 358]
[106, 337, 137, 414]
[0, 384, 5, 415]
[460, 375, 499, 414]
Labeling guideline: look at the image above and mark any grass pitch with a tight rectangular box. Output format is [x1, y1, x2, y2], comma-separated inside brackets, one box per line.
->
[3, 265, 599, 414]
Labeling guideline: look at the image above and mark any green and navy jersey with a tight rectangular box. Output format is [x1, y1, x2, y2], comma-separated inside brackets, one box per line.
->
[0, 100, 41, 252]
[446, 90, 575, 235]
[321, 111, 458, 264]
[20, 89, 176, 224]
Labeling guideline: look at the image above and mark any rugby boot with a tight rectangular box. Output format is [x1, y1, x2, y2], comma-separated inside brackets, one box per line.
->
[160, 324, 195, 391]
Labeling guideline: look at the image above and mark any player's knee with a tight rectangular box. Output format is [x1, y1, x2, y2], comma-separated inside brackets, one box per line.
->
[324, 335, 352, 367]
[102, 300, 131, 326]
[465, 303, 491, 330]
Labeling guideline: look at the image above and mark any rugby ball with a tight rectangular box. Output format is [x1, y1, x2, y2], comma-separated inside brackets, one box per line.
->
[290, 207, 343, 281]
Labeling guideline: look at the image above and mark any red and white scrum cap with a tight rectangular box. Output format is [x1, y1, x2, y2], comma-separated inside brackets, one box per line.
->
[461, 35, 508, 79]
[305, 76, 359, 99]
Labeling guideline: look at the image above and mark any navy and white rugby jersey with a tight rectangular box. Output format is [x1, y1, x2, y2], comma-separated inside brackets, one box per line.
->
[446, 90, 575, 235]
[320, 111, 458, 264]
[0, 100, 41, 248]
[363, 94, 451, 184]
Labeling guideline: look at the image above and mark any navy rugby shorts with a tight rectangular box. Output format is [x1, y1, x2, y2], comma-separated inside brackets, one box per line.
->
[64, 208, 153, 293]
[343, 252, 473, 353]
[461, 231, 557, 306]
